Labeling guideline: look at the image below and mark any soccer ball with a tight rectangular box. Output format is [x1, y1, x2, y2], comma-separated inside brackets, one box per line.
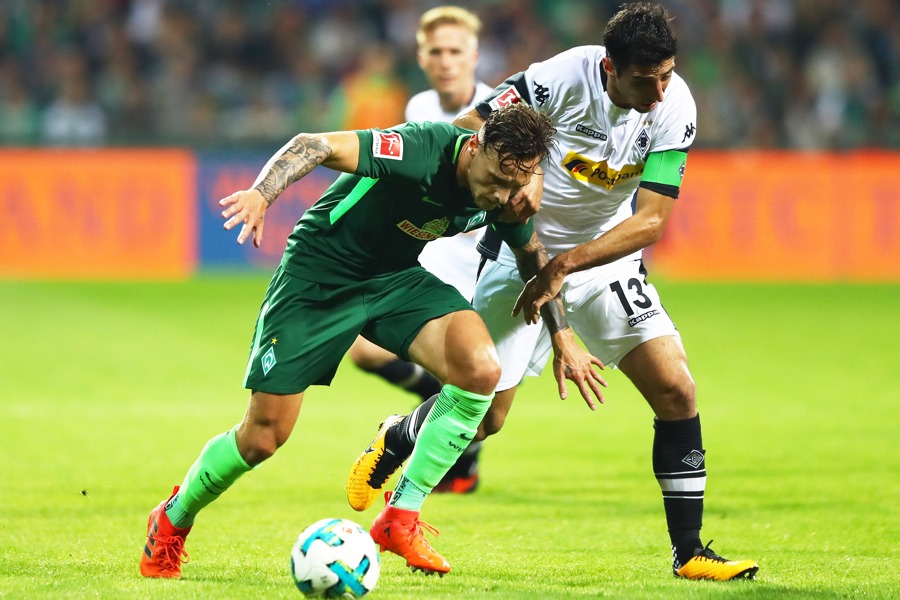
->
[290, 518, 380, 598]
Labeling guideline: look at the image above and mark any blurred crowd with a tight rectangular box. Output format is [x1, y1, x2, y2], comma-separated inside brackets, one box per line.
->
[1, 0, 898, 149]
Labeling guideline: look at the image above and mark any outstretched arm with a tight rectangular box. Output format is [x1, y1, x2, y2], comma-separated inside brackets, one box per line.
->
[510, 232, 607, 408]
[514, 187, 675, 320]
[219, 131, 360, 247]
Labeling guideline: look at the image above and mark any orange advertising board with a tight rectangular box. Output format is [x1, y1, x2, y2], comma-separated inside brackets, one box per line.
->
[0, 150, 196, 279]
[650, 151, 900, 281]
[2, 149, 898, 281]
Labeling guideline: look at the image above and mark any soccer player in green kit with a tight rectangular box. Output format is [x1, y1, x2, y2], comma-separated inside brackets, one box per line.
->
[139, 103, 607, 578]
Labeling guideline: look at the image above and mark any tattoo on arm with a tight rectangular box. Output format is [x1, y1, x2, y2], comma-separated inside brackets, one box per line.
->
[253, 134, 333, 205]
[513, 233, 570, 335]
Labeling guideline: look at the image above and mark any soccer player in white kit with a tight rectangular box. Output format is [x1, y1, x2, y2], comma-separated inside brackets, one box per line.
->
[351, 2, 759, 581]
[347, 6, 495, 494]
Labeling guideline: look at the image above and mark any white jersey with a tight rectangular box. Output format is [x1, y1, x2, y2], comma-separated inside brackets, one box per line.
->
[410, 82, 494, 300]
[484, 46, 696, 265]
[405, 82, 494, 123]
[471, 46, 697, 378]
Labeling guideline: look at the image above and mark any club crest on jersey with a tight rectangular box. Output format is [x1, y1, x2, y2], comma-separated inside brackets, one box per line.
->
[397, 216, 449, 241]
[373, 131, 403, 160]
[562, 151, 643, 190]
[635, 129, 651, 156]
[488, 86, 523, 110]
[463, 211, 487, 232]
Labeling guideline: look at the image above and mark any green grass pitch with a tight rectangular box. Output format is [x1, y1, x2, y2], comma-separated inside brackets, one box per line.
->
[1, 277, 898, 599]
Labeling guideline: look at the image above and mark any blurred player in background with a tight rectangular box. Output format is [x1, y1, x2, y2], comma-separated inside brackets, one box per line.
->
[140, 103, 602, 578]
[347, 6, 495, 494]
[350, 2, 759, 581]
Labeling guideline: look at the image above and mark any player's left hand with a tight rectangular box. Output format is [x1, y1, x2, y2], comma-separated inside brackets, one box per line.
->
[550, 328, 607, 408]
[512, 262, 566, 324]
[497, 167, 543, 223]
[220, 188, 268, 248]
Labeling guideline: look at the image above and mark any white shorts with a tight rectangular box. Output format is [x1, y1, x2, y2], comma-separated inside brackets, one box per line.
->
[418, 231, 481, 301]
[473, 247, 679, 391]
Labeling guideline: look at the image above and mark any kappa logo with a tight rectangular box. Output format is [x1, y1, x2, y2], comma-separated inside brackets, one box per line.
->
[682, 449, 705, 469]
[488, 86, 523, 110]
[396, 217, 449, 240]
[373, 131, 403, 160]
[682, 123, 696, 142]
[576, 123, 607, 140]
[261, 347, 277, 375]
[533, 82, 549, 105]
[628, 309, 659, 327]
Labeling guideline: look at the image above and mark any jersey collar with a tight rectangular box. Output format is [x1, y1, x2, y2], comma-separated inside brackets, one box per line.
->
[598, 49, 636, 125]
[453, 133, 472, 163]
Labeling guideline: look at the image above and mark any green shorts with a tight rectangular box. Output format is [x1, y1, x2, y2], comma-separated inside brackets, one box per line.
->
[243, 264, 473, 394]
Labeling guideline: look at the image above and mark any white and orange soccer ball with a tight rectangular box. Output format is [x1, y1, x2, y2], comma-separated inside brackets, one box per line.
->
[290, 518, 380, 598]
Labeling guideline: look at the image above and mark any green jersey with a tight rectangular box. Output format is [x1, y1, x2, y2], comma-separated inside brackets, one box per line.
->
[281, 121, 533, 283]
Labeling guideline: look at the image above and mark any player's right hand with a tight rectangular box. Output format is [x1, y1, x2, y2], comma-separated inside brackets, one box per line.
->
[220, 188, 268, 248]
[550, 328, 607, 409]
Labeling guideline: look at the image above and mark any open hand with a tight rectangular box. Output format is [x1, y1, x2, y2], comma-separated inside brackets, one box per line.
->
[551, 329, 608, 409]
[220, 189, 268, 247]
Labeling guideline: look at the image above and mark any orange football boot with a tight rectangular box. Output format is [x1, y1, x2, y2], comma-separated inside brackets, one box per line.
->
[370, 492, 450, 575]
[140, 486, 192, 578]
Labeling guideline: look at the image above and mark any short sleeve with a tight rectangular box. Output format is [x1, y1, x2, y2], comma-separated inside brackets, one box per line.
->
[354, 122, 446, 180]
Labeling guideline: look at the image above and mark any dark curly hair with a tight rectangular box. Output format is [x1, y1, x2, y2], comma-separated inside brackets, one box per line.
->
[603, 2, 678, 71]
[481, 102, 556, 174]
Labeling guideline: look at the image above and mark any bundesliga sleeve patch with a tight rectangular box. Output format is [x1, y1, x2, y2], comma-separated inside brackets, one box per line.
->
[488, 86, 523, 110]
[373, 131, 403, 160]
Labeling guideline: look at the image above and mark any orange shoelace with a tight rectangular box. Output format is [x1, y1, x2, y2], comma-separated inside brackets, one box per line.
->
[150, 533, 191, 570]
[406, 519, 440, 552]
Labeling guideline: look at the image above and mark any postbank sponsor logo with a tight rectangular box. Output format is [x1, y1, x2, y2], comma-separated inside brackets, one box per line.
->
[562, 151, 644, 190]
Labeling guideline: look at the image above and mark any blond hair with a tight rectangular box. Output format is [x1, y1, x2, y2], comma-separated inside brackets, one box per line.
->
[416, 6, 481, 48]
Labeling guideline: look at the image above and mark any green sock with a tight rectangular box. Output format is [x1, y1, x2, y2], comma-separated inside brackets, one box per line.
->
[393, 384, 492, 511]
[165, 426, 252, 528]
[389, 475, 428, 511]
